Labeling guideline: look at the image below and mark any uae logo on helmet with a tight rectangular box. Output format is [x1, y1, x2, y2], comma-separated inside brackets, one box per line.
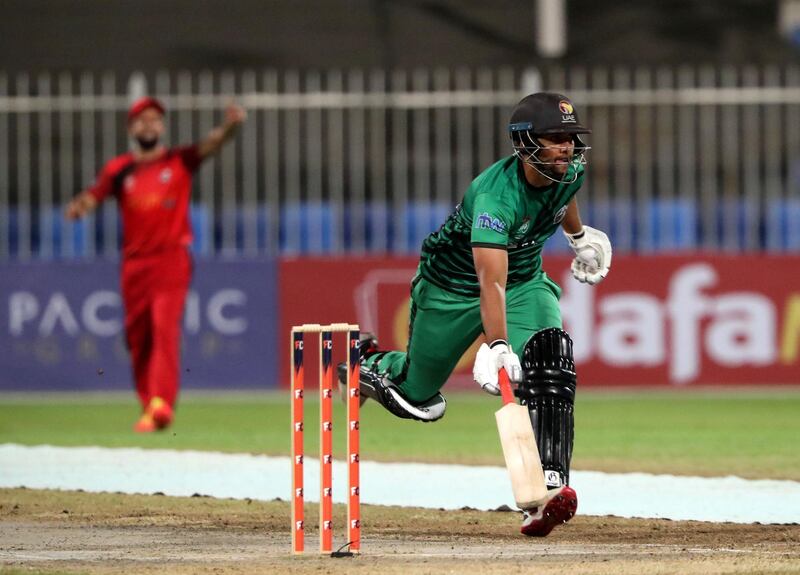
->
[559, 100, 576, 123]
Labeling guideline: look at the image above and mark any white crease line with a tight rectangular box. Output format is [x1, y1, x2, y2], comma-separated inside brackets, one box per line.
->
[1, 444, 799, 525]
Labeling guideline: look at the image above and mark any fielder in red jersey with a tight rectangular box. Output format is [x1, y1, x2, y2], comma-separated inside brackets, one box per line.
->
[66, 96, 246, 433]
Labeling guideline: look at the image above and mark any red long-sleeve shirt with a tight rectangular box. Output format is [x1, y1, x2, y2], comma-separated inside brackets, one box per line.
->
[89, 146, 203, 258]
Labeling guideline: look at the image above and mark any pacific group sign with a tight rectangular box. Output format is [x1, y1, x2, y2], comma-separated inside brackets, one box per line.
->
[8, 289, 249, 339]
[0, 260, 276, 391]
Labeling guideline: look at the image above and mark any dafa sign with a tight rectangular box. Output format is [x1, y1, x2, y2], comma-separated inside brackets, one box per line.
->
[556, 257, 799, 385]
[347, 256, 800, 387]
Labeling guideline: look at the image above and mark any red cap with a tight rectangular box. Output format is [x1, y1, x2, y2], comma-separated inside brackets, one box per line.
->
[127, 97, 166, 123]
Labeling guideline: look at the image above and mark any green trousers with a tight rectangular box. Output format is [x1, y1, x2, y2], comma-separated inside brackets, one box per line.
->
[364, 271, 563, 403]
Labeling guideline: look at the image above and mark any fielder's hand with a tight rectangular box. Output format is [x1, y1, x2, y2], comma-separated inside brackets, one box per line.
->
[473, 339, 522, 396]
[64, 192, 97, 221]
[564, 225, 612, 285]
[224, 103, 247, 127]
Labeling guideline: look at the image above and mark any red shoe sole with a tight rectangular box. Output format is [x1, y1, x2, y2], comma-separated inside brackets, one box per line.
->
[150, 406, 173, 429]
[147, 398, 174, 430]
[520, 487, 578, 537]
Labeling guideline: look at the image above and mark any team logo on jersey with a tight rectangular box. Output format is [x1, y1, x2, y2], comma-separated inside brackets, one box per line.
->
[553, 205, 568, 224]
[475, 212, 506, 233]
[160, 168, 172, 183]
[559, 100, 576, 123]
[513, 217, 530, 241]
[124, 175, 135, 192]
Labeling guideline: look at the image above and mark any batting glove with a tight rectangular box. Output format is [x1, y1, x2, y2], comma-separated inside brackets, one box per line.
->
[473, 339, 522, 396]
[564, 225, 612, 285]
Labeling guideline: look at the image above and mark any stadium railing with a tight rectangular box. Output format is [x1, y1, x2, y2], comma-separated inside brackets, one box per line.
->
[1, 66, 799, 260]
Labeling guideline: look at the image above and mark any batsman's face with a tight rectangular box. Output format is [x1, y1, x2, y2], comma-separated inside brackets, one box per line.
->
[128, 108, 165, 148]
[537, 133, 574, 175]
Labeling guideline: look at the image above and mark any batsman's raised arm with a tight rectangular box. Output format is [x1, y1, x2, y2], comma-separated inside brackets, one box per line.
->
[197, 103, 247, 159]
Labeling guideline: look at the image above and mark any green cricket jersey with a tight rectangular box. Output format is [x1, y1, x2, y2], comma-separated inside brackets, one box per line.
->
[418, 155, 585, 296]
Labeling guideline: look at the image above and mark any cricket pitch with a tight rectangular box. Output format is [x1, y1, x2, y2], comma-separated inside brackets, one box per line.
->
[1, 488, 799, 575]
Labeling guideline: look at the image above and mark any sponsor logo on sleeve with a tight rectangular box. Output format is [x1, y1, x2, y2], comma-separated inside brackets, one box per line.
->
[475, 212, 507, 233]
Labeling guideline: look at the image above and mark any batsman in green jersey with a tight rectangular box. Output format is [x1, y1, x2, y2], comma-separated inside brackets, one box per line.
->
[340, 92, 612, 536]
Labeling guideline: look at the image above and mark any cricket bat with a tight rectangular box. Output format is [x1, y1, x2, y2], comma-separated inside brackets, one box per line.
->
[494, 368, 548, 508]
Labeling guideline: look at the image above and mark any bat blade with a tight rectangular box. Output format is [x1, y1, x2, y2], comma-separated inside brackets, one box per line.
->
[495, 369, 547, 509]
[495, 403, 548, 508]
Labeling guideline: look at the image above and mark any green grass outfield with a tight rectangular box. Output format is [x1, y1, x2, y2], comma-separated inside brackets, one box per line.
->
[1, 389, 799, 480]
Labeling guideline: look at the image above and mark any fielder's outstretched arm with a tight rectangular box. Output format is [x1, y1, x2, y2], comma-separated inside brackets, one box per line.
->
[64, 191, 98, 220]
[197, 104, 246, 159]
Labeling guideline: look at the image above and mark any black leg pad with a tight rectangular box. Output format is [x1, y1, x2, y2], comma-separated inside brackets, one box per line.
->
[516, 328, 577, 488]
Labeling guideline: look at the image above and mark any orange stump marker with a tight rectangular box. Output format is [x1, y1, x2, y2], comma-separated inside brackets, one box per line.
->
[290, 330, 305, 554]
[290, 323, 361, 556]
[319, 329, 333, 553]
[347, 327, 361, 553]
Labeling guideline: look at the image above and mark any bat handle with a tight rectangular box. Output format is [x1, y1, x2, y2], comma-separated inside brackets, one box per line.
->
[498, 368, 516, 405]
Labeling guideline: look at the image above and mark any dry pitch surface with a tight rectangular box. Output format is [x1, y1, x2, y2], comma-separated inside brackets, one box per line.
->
[1, 489, 799, 575]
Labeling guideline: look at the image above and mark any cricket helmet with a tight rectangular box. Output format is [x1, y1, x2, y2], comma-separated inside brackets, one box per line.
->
[508, 92, 591, 184]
